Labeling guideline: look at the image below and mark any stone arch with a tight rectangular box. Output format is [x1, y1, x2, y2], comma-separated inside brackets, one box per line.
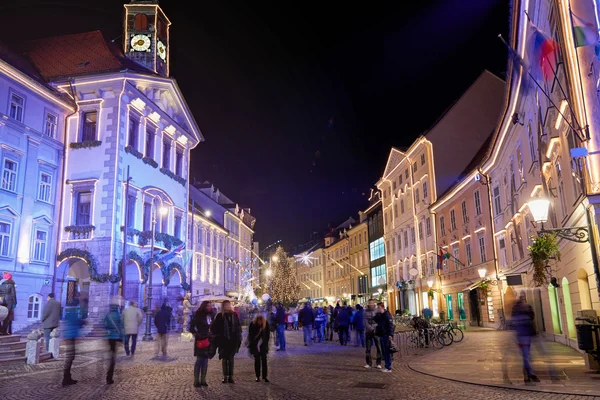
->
[55, 256, 92, 318]
[123, 259, 144, 306]
[577, 268, 592, 310]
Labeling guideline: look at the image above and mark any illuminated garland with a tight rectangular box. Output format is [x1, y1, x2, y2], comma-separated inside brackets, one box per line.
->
[57, 248, 121, 283]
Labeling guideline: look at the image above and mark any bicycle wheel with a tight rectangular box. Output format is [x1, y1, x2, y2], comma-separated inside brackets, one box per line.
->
[450, 327, 464, 342]
[431, 332, 444, 349]
[438, 330, 453, 346]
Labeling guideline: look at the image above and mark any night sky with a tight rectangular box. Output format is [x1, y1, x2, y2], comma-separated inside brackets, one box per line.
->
[0, 0, 510, 250]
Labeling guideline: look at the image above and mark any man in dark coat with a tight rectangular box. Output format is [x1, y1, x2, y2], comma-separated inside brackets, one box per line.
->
[274, 303, 286, 350]
[154, 303, 171, 357]
[212, 300, 242, 383]
[374, 302, 395, 372]
[511, 293, 539, 382]
[299, 302, 314, 346]
[335, 304, 350, 345]
[42, 293, 61, 351]
[0, 272, 17, 335]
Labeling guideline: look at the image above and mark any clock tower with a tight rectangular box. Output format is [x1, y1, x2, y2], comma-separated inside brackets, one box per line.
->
[123, 0, 170, 77]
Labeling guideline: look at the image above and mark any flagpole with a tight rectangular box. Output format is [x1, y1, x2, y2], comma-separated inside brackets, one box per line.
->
[568, 2, 592, 140]
[498, 34, 581, 135]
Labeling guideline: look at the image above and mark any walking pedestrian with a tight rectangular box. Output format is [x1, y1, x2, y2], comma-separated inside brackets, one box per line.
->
[122, 301, 143, 356]
[275, 303, 286, 351]
[154, 303, 171, 357]
[212, 300, 242, 383]
[293, 311, 299, 330]
[299, 302, 314, 345]
[335, 303, 350, 345]
[190, 301, 214, 387]
[373, 302, 394, 372]
[62, 306, 85, 386]
[363, 299, 382, 368]
[41, 293, 61, 352]
[354, 304, 365, 347]
[315, 307, 326, 342]
[105, 303, 124, 384]
[511, 292, 540, 383]
[248, 314, 270, 382]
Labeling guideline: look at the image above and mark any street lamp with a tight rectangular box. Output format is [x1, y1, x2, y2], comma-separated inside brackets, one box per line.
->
[142, 196, 168, 342]
[272, 256, 279, 262]
[427, 280, 433, 288]
[478, 268, 487, 279]
[527, 197, 590, 242]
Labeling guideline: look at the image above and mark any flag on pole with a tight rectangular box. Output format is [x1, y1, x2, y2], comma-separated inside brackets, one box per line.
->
[570, 0, 599, 47]
[525, 20, 558, 81]
[436, 248, 444, 270]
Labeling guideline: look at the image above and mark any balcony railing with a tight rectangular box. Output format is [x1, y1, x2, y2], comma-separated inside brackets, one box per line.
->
[64, 225, 95, 240]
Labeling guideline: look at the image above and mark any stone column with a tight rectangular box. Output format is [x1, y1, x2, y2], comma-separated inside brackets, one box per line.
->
[49, 328, 60, 358]
[26, 330, 43, 364]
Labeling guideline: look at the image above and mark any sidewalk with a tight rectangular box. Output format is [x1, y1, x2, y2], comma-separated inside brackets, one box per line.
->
[408, 327, 600, 397]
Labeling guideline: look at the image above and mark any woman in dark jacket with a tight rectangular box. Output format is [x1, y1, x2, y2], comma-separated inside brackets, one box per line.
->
[190, 301, 214, 387]
[248, 315, 270, 382]
[212, 300, 242, 383]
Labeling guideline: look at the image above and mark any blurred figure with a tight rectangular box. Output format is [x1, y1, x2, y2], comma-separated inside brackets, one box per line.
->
[364, 299, 382, 369]
[105, 304, 124, 384]
[62, 306, 85, 387]
[511, 292, 539, 383]
[182, 293, 193, 333]
[154, 303, 171, 357]
[314, 307, 326, 343]
[42, 293, 61, 352]
[275, 303, 286, 350]
[374, 302, 394, 372]
[354, 304, 365, 347]
[190, 301, 214, 387]
[299, 302, 314, 346]
[248, 314, 270, 382]
[0, 272, 17, 335]
[213, 300, 242, 383]
[122, 301, 143, 356]
[293, 311, 298, 330]
[335, 303, 350, 346]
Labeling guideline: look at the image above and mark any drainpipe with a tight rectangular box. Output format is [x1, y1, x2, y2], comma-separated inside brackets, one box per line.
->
[52, 80, 79, 296]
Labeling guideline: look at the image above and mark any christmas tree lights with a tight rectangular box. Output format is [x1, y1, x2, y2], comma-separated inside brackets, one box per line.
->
[270, 246, 300, 307]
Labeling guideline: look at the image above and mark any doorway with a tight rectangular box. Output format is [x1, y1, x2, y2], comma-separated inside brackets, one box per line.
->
[469, 289, 482, 326]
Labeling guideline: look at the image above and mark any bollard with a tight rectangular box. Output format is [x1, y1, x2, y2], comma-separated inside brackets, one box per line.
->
[49, 328, 60, 358]
[26, 329, 43, 364]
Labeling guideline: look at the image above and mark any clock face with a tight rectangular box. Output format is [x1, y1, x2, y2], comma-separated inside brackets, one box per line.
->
[157, 40, 167, 60]
[131, 34, 151, 52]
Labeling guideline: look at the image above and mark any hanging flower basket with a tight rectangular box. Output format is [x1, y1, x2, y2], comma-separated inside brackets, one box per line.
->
[528, 232, 561, 287]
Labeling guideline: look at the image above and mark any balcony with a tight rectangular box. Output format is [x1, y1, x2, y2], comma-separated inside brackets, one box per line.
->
[64, 225, 95, 240]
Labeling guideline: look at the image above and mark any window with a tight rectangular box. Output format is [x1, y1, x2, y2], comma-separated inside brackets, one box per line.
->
[128, 117, 139, 149]
[405, 169, 409, 179]
[400, 199, 404, 214]
[175, 148, 183, 177]
[418, 222, 423, 239]
[399, 175, 403, 185]
[174, 216, 182, 239]
[478, 234, 486, 263]
[421, 154, 425, 165]
[143, 202, 151, 231]
[369, 238, 385, 260]
[44, 113, 57, 138]
[440, 216, 446, 235]
[0, 222, 11, 256]
[524, 214, 534, 246]
[371, 264, 386, 286]
[474, 190, 482, 215]
[134, 13, 148, 30]
[384, 212, 389, 226]
[426, 217, 431, 236]
[81, 111, 97, 142]
[27, 295, 41, 320]
[415, 188, 420, 204]
[450, 209, 456, 231]
[517, 145, 525, 182]
[33, 230, 47, 262]
[1, 159, 17, 192]
[452, 245, 460, 270]
[145, 128, 154, 158]
[9, 93, 24, 122]
[423, 181, 428, 198]
[528, 123, 536, 162]
[412, 162, 417, 173]
[511, 231, 518, 262]
[509, 157, 516, 191]
[411, 226, 415, 243]
[38, 172, 52, 202]
[493, 185, 502, 216]
[162, 138, 171, 169]
[465, 239, 472, 266]
[498, 237, 507, 268]
[76, 191, 91, 225]
[126, 194, 135, 229]
[392, 181, 397, 191]
[556, 160, 568, 217]
[403, 231, 408, 247]
[461, 200, 468, 224]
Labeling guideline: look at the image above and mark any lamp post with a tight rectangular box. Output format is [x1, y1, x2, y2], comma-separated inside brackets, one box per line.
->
[142, 196, 168, 342]
[527, 197, 600, 300]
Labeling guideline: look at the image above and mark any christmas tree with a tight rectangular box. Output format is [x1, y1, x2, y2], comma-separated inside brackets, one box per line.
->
[270, 246, 300, 307]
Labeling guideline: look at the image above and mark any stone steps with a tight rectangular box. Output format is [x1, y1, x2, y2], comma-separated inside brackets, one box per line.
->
[0, 334, 52, 365]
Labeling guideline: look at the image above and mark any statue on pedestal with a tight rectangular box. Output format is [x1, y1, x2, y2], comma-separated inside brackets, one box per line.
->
[182, 293, 192, 333]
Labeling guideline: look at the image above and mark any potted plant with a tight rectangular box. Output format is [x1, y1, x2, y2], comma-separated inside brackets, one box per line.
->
[528, 232, 560, 286]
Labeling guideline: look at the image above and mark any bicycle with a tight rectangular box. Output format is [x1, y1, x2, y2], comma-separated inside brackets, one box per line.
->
[440, 321, 463, 343]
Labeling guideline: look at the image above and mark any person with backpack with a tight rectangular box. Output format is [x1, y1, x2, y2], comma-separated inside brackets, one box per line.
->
[373, 302, 395, 372]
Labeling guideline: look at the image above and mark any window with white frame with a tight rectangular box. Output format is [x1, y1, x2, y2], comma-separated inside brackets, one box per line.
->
[44, 113, 57, 138]
[510, 230, 518, 262]
[75, 191, 92, 226]
[426, 217, 431, 236]
[498, 237, 507, 268]
[128, 116, 139, 149]
[411, 226, 415, 243]
[400, 199, 404, 213]
[393, 204, 398, 218]
[440, 216, 446, 235]
[9, 92, 24, 122]
[461, 200, 468, 224]
[450, 209, 456, 231]
[493, 185, 502, 216]
[528, 122, 536, 163]
[509, 156, 516, 191]
[81, 111, 97, 142]
[403, 230, 408, 247]
[0, 221, 11, 256]
[517, 144, 525, 183]
[27, 294, 42, 320]
[2, 159, 17, 192]
[478, 234, 486, 263]
[474, 190, 482, 215]
[418, 221, 423, 239]
[465, 239, 472, 266]
[423, 181, 428, 198]
[452, 245, 460, 270]
[421, 154, 425, 166]
[524, 214, 534, 246]
[33, 229, 47, 262]
[38, 172, 52, 202]
[416, 188, 420, 204]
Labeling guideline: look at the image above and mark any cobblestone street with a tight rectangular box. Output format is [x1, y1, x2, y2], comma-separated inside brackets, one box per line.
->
[2, 329, 600, 400]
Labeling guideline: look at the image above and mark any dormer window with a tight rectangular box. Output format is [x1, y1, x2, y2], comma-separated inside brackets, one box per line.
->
[135, 13, 148, 30]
